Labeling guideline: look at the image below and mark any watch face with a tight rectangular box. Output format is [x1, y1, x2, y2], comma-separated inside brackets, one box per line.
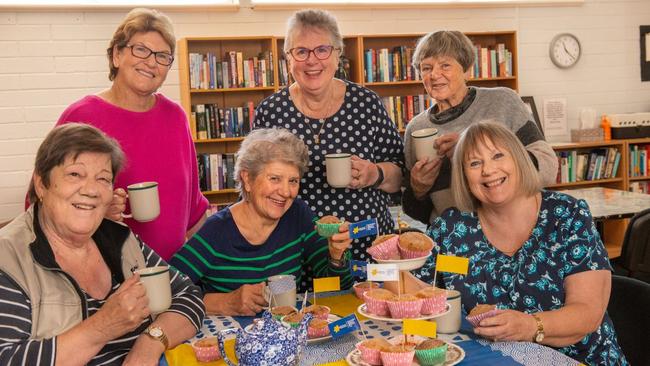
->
[549, 33, 581, 69]
[149, 327, 163, 337]
[535, 332, 545, 343]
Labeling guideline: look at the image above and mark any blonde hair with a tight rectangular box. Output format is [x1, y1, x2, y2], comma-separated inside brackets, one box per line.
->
[107, 8, 175, 81]
[451, 120, 541, 211]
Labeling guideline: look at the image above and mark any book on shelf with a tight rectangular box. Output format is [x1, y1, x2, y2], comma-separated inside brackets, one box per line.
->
[188, 50, 274, 90]
[469, 43, 512, 80]
[629, 144, 650, 177]
[363, 46, 419, 83]
[197, 153, 237, 192]
[191, 102, 256, 139]
[630, 181, 650, 194]
[555, 148, 620, 184]
[381, 94, 434, 129]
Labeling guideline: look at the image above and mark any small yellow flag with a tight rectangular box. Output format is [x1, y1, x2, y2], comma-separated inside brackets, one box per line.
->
[313, 276, 341, 293]
[317, 360, 348, 366]
[403, 319, 437, 338]
[436, 254, 469, 275]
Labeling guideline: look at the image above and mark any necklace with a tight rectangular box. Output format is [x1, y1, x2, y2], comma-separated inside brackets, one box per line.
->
[297, 85, 336, 144]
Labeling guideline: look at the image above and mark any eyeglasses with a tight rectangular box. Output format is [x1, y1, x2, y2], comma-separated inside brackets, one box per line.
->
[287, 45, 340, 62]
[126, 44, 174, 66]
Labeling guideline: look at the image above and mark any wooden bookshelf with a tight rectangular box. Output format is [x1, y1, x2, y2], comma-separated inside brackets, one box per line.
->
[178, 31, 519, 205]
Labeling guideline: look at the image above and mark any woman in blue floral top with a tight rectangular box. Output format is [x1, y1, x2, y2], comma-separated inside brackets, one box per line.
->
[410, 121, 627, 365]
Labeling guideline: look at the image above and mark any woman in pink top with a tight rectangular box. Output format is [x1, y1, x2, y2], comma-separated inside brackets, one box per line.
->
[56, 8, 208, 260]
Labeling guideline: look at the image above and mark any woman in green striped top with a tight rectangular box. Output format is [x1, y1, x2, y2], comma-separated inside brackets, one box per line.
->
[170, 128, 353, 316]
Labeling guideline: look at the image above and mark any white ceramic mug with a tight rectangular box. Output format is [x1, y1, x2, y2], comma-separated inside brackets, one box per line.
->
[124, 182, 160, 222]
[265, 274, 297, 308]
[135, 266, 172, 314]
[325, 153, 352, 188]
[436, 289, 461, 334]
[411, 128, 439, 162]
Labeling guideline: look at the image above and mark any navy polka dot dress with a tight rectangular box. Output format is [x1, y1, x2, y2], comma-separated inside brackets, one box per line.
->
[253, 81, 405, 261]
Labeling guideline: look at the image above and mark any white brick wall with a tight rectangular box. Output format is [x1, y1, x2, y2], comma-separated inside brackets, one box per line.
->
[1, 0, 649, 221]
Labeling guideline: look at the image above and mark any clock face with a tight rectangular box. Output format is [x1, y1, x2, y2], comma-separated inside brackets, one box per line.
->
[549, 33, 581, 69]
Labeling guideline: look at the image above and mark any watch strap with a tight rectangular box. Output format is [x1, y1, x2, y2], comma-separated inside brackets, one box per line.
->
[145, 326, 169, 350]
[531, 313, 544, 343]
[371, 164, 385, 189]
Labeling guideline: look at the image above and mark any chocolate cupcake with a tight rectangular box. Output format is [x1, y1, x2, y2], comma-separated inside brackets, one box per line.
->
[398, 232, 434, 259]
[316, 215, 342, 238]
[367, 234, 400, 260]
[466, 304, 499, 327]
[415, 339, 448, 366]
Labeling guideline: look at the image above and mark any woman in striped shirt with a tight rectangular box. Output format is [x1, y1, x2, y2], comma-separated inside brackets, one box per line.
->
[0, 123, 204, 365]
[171, 128, 353, 316]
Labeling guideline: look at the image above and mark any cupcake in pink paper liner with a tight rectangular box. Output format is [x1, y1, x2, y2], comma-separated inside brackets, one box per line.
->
[397, 232, 434, 259]
[367, 234, 400, 260]
[353, 281, 381, 299]
[386, 294, 424, 319]
[356, 339, 392, 365]
[466, 304, 499, 327]
[303, 304, 330, 320]
[380, 344, 416, 366]
[415, 287, 447, 315]
[307, 318, 330, 339]
[363, 288, 395, 316]
[191, 337, 221, 363]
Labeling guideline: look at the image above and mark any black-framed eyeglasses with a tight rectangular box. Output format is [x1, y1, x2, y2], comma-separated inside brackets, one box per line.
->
[126, 44, 174, 66]
[287, 45, 340, 62]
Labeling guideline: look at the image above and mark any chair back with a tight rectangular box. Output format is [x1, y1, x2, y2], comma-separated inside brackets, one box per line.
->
[608, 275, 650, 366]
[618, 208, 650, 282]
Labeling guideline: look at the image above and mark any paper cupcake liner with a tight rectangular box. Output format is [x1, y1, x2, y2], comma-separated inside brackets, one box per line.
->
[466, 308, 500, 327]
[415, 344, 448, 366]
[316, 222, 341, 238]
[305, 306, 330, 320]
[380, 350, 416, 366]
[398, 246, 432, 259]
[363, 292, 391, 317]
[367, 235, 400, 260]
[387, 298, 424, 319]
[353, 282, 380, 299]
[357, 343, 383, 365]
[308, 324, 330, 339]
[419, 294, 447, 315]
[192, 340, 221, 363]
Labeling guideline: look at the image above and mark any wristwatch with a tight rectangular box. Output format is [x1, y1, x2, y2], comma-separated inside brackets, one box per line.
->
[144, 325, 169, 350]
[531, 313, 545, 343]
[371, 165, 385, 189]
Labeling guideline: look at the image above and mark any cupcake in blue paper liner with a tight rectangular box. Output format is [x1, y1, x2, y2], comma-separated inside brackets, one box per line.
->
[415, 339, 448, 366]
[316, 215, 342, 238]
[466, 304, 499, 327]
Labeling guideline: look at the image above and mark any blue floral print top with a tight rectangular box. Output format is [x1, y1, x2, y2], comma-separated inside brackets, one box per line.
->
[415, 190, 628, 365]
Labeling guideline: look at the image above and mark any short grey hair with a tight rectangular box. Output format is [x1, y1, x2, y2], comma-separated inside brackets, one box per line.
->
[234, 128, 310, 201]
[412, 30, 476, 74]
[451, 120, 541, 212]
[284, 9, 344, 54]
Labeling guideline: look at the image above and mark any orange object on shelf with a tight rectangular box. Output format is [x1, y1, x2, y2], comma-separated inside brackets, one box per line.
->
[601, 115, 612, 141]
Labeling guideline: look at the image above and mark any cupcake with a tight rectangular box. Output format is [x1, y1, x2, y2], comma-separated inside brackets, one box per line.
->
[282, 311, 305, 328]
[398, 232, 434, 259]
[303, 304, 330, 320]
[415, 287, 447, 315]
[357, 339, 392, 365]
[308, 318, 330, 339]
[466, 304, 499, 327]
[367, 234, 400, 260]
[380, 344, 416, 366]
[363, 288, 396, 317]
[316, 215, 342, 238]
[192, 337, 221, 363]
[270, 305, 298, 321]
[386, 294, 424, 319]
[415, 339, 448, 366]
[353, 281, 381, 299]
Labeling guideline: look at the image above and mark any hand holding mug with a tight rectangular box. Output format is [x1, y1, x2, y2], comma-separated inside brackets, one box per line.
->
[435, 132, 460, 159]
[410, 157, 443, 199]
[106, 188, 127, 222]
[328, 221, 351, 260]
[228, 283, 267, 316]
[94, 274, 150, 340]
[349, 155, 379, 189]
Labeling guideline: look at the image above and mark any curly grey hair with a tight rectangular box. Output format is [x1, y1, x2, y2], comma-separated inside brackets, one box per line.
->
[284, 9, 344, 54]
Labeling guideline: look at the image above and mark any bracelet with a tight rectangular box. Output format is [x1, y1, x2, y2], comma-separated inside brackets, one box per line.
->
[329, 254, 348, 269]
[371, 165, 385, 189]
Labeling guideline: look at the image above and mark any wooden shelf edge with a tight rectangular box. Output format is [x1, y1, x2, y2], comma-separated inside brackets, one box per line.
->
[195, 137, 244, 143]
[630, 176, 650, 181]
[547, 178, 624, 189]
[202, 189, 238, 196]
[190, 86, 276, 93]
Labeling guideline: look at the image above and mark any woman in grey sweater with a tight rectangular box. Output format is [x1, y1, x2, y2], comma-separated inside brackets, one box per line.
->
[402, 30, 558, 225]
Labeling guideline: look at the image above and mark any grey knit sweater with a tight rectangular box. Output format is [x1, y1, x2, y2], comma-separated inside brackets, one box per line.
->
[402, 87, 558, 225]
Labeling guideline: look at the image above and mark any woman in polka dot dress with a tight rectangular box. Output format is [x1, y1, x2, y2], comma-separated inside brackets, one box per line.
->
[254, 9, 405, 261]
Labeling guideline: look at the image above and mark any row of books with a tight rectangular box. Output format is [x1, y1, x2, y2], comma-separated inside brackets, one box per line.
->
[555, 148, 621, 184]
[629, 144, 650, 177]
[468, 44, 513, 79]
[188, 51, 274, 90]
[191, 102, 255, 140]
[363, 46, 419, 83]
[381, 94, 434, 131]
[198, 153, 236, 192]
[629, 181, 650, 194]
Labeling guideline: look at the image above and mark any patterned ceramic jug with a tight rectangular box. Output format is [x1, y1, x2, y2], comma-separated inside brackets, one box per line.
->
[216, 310, 311, 366]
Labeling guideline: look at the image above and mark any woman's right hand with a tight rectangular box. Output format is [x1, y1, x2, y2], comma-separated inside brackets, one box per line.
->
[410, 157, 443, 199]
[106, 188, 127, 222]
[205, 283, 267, 316]
[94, 274, 150, 340]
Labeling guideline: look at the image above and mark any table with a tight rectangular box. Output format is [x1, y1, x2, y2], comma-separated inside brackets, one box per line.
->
[162, 291, 581, 366]
[559, 187, 650, 220]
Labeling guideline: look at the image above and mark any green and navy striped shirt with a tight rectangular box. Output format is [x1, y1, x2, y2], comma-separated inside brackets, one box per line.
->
[170, 198, 352, 293]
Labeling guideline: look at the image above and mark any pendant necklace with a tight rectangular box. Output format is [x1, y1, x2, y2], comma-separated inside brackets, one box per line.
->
[308, 86, 335, 145]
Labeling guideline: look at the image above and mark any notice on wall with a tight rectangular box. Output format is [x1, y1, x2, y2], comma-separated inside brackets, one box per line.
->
[543, 98, 568, 137]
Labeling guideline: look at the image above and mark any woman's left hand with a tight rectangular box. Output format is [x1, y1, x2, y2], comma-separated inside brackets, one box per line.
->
[473, 309, 537, 342]
[106, 188, 127, 222]
[349, 155, 379, 190]
[328, 222, 351, 260]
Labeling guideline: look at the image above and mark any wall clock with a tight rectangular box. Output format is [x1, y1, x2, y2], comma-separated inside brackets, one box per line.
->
[549, 33, 581, 69]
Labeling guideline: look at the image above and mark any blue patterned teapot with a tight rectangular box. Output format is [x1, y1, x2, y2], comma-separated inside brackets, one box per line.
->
[216, 310, 311, 366]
